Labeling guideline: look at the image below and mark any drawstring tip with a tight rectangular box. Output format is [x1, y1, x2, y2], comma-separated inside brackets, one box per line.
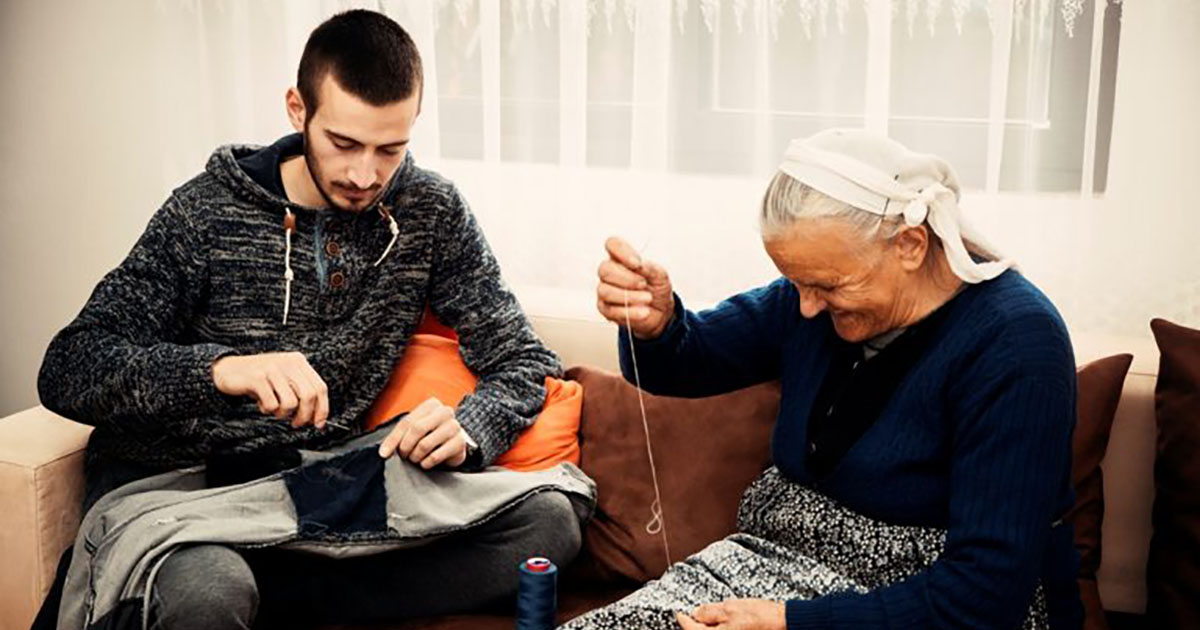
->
[374, 208, 400, 267]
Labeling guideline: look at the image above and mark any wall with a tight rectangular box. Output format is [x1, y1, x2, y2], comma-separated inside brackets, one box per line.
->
[1, 1, 163, 416]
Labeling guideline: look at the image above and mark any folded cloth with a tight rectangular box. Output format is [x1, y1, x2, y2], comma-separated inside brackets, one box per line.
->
[58, 424, 596, 630]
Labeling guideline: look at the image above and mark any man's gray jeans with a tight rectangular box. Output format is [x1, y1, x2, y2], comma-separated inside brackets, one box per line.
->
[147, 491, 582, 629]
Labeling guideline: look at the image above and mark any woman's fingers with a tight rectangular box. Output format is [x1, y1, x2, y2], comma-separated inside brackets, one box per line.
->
[639, 258, 671, 287]
[692, 603, 728, 625]
[598, 258, 649, 290]
[674, 612, 712, 630]
[596, 299, 654, 325]
[597, 282, 654, 306]
[597, 236, 675, 339]
[604, 236, 643, 270]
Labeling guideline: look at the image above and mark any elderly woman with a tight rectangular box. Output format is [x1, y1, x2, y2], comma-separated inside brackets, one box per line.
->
[568, 130, 1080, 630]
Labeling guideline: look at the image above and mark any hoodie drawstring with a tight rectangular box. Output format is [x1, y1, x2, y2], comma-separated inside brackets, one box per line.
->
[282, 209, 296, 325]
[374, 205, 399, 267]
[282, 205, 398, 325]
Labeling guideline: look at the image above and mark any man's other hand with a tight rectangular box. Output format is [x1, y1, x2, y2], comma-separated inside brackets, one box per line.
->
[377, 397, 469, 469]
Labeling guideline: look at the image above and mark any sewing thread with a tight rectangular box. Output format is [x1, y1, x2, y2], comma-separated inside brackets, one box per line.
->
[515, 556, 557, 630]
[624, 288, 672, 568]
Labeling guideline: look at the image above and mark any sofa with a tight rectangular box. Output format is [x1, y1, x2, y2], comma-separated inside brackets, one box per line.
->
[0, 311, 1162, 630]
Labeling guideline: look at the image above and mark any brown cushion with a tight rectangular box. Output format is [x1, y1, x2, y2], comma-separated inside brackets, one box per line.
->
[1148, 318, 1200, 629]
[1068, 354, 1133, 629]
[566, 366, 780, 584]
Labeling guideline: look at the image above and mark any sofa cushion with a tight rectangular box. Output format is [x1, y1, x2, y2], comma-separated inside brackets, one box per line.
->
[0, 408, 92, 630]
[1069, 353, 1133, 630]
[566, 366, 779, 584]
[1147, 318, 1200, 629]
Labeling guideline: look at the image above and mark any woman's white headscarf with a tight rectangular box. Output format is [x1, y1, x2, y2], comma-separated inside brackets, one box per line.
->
[778, 128, 1013, 284]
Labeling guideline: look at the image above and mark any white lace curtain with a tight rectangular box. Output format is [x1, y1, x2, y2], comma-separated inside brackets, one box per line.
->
[154, 0, 1119, 189]
[384, 0, 1112, 192]
[146, 0, 1200, 339]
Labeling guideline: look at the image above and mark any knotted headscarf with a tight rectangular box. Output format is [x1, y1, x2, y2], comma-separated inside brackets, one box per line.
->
[778, 128, 1012, 284]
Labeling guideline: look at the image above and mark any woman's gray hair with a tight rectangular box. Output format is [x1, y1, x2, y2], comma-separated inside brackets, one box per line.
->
[759, 171, 904, 242]
[758, 170, 1000, 263]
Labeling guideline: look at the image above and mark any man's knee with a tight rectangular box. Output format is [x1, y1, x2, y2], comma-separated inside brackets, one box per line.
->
[150, 545, 258, 630]
[517, 491, 583, 566]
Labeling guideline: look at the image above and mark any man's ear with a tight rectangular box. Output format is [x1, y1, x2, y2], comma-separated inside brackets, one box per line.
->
[285, 87, 307, 133]
[893, 224, 930, 272]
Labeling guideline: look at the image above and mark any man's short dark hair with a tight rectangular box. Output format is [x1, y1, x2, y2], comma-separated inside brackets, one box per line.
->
[297, 10, 423, 118]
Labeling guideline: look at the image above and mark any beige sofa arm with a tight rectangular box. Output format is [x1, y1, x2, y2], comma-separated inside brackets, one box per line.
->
[0, 407, 92, 630]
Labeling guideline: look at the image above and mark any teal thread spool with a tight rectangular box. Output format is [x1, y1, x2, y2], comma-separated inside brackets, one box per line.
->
[515, 557, 557, 630]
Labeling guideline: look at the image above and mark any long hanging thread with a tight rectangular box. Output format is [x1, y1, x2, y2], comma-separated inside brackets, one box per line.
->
[624, 287, 673, 569]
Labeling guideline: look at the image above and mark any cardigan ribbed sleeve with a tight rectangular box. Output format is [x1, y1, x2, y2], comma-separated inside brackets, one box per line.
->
[617, 278, 796, 396]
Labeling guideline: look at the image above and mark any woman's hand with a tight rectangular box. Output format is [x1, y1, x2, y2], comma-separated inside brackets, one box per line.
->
[675, 599, 786, 630]
[596, 236, 676, 340]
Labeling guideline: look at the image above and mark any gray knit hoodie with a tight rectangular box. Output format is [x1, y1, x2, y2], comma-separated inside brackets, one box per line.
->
[37, 142, 561, 472]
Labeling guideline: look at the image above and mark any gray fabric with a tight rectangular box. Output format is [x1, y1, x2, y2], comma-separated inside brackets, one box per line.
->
[147, 545, 257, 630]
[59, 428, 595, 630]
[147, 492, 582, 629]
[560, 467, 1047, 630]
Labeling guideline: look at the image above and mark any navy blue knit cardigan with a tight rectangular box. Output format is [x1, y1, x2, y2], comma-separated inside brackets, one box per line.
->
[619, 271, 1082, 630]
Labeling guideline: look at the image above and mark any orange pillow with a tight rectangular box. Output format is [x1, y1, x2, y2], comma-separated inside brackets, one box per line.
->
[364, 333, 581, 472]
[416, 304, 459, 341]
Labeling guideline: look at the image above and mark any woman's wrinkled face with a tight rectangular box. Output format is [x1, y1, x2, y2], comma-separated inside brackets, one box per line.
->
[763, 218, 914, 343]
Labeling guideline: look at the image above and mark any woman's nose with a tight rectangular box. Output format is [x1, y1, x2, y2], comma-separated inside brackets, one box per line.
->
[797, 290, 827, 319]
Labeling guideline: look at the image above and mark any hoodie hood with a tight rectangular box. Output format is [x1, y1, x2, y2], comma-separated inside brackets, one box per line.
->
[205, 133, 416, 216]
[204, 134, 412, 325]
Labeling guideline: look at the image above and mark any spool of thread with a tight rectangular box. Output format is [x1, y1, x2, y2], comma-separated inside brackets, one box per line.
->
[515, 557, 558, 630]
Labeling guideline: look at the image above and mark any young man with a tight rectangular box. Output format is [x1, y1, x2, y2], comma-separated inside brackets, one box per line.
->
[36, 10, 580, 629]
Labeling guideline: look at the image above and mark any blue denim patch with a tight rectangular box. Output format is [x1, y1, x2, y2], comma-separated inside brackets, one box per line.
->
[284, 447, 387, 538]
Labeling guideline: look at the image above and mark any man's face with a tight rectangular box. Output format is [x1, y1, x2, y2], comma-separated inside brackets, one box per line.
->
[291, 74, 419, 212]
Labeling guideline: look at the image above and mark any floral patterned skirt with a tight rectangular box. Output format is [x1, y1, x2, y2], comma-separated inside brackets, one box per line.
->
[560, 467, 1047, 630]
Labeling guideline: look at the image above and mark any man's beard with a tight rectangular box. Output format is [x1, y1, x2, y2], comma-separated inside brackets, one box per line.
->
[302, 135, 382, 213]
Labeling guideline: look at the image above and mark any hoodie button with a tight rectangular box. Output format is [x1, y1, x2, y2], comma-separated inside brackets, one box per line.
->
[325, 241, 342, 257]
[329, 271, 346, 289]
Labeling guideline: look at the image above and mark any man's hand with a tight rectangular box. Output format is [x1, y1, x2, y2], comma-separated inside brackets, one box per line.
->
[212, 352, 330, 429]
[596, 236, 676, 340]
[377, 397, 469, 469]
[675, 599, 786, 630]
